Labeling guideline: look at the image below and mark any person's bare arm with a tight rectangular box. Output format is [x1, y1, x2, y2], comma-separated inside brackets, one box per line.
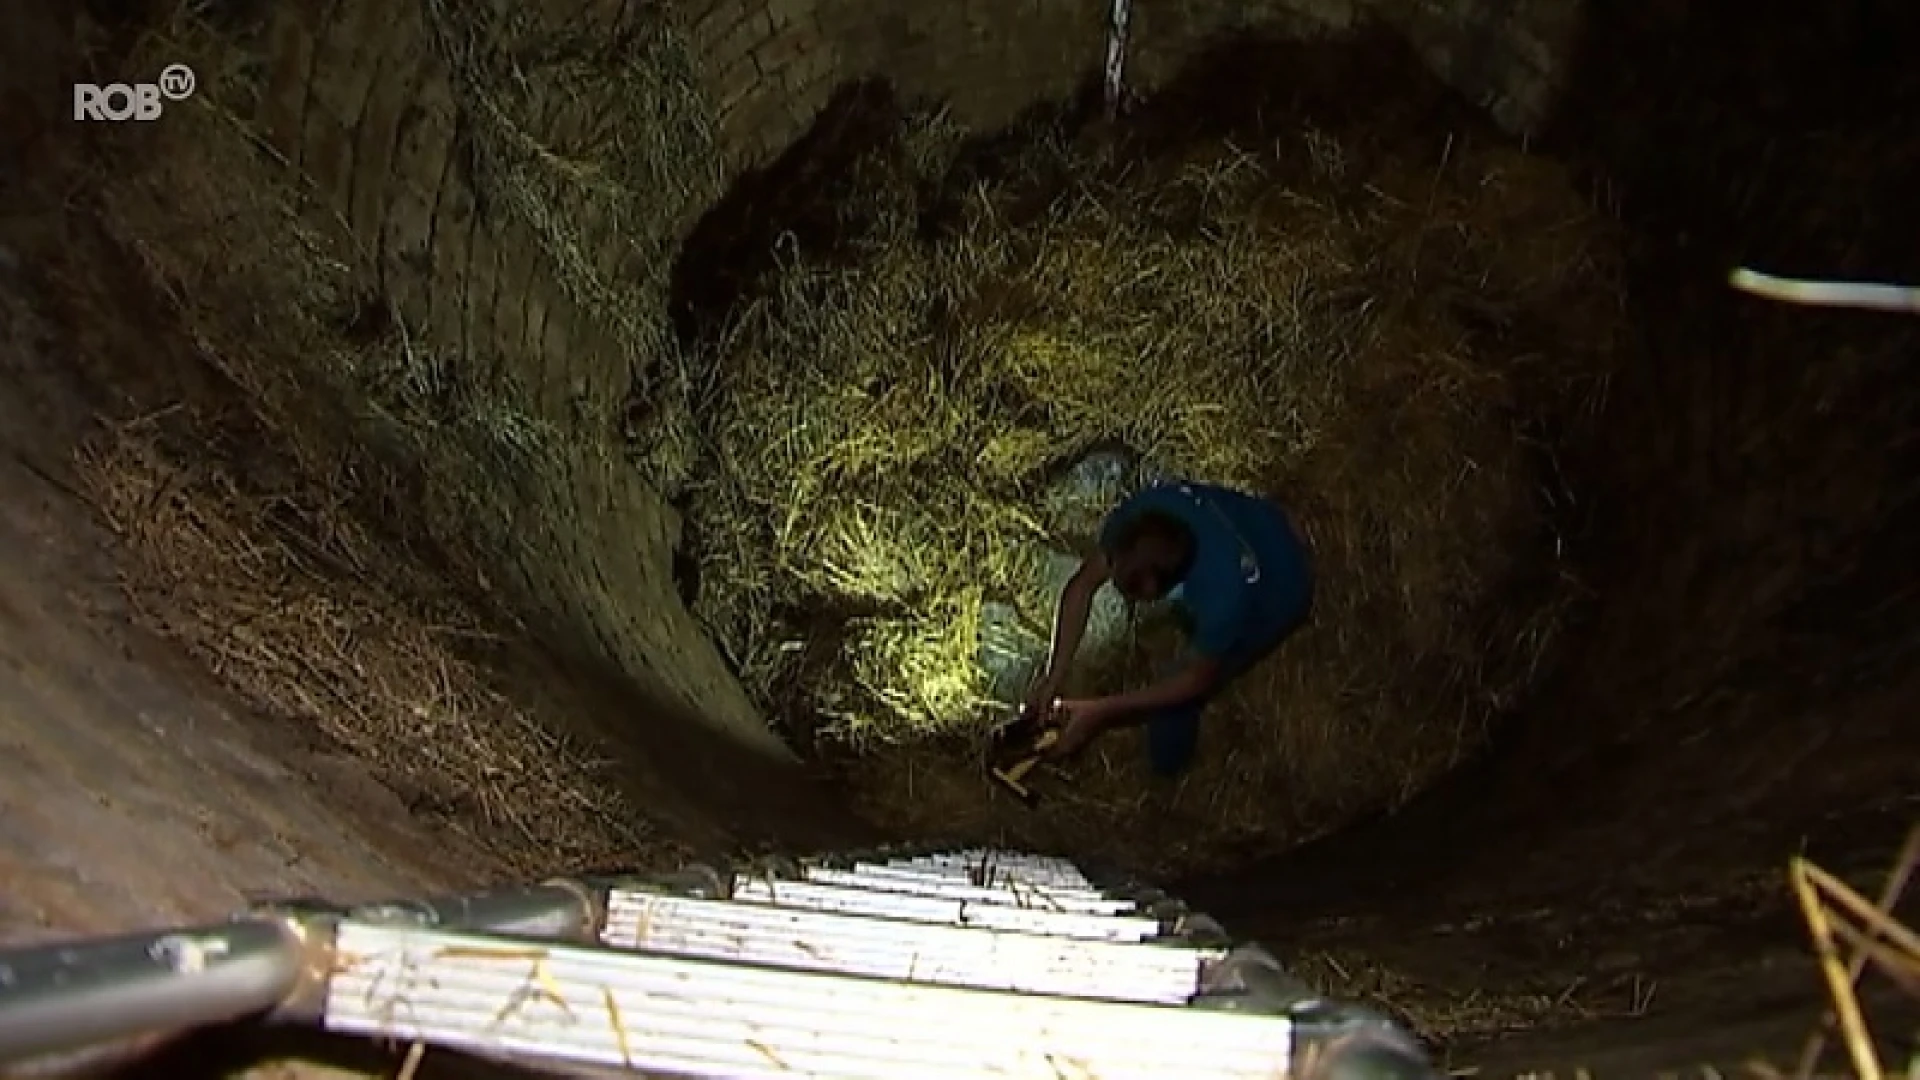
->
[1027, 553, 1110, 711]
[1092, 657, 1222, 725]
[1043, 656, 1223, 757]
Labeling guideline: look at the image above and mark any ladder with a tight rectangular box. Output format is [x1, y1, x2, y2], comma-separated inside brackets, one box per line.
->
[0, 848, 1436, 1078]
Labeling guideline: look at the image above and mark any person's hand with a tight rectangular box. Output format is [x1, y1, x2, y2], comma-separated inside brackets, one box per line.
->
[1020, 673, 1063, 725]
[1043, 698, 1112, 758]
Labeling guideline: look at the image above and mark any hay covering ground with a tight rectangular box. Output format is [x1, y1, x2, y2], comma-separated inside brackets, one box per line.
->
[74, 423, 662, 878]
[676, 91, 1622, 874]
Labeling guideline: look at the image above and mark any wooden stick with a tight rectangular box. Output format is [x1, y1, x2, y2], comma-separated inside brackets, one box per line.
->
[1803, 860, 1920, 961]
[1790, 857, 1883, 1080]
[1827, 918, 1920, 999]
[1793, 827, 1920, 1079]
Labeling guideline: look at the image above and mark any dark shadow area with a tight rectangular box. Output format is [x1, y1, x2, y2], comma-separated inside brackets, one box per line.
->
[667, 78, 908, 350]
[1108, 33, 1471, 148]
[1185, 0, 1920, 912]
[108, 1022, 547, 1080]
[1167, 0, 1920, 1070]
[519, 652, 881, 861]
[668, 77, 1112, 349]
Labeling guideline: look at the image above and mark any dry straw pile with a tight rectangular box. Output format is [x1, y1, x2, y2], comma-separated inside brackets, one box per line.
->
[75, 424, 658, 878]
[1781, 827, 1920, 1080]
[679, 98, 1622, 865]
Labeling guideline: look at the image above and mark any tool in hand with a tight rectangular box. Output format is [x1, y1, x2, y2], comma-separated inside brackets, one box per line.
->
[989, 728, 1059, 806]
[988, 704, 1062, 807]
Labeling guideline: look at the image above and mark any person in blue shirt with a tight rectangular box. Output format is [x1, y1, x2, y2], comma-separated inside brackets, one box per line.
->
[1021, 481, 1314, 777]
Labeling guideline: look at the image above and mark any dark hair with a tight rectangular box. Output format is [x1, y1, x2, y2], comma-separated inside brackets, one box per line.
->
[1110, 509, 1190, 556]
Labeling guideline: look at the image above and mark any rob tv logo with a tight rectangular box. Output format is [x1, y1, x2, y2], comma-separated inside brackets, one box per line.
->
[73, 64, 197, 122]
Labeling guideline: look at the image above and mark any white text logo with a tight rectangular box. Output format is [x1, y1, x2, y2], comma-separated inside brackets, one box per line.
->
[73, 64, 196, 122]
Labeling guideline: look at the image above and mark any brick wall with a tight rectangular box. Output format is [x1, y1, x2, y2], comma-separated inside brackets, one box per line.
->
[247, 0, 788, 759]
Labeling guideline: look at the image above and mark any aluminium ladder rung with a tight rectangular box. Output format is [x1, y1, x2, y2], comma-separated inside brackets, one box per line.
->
[728, 879, 1161, 942]
[937, 849, 1078, 866]
[902, 850, 1081, 869]
[792, 867, 1135, 914]
[844, 861, 1104, 897]
[914, 851, 1084, 878]
[602, 891, 1215, 1004]
[898, 850, 1087, 876]
[887, 856, 1091, 890]
[323, 923, 1294, 1079]
[879, 860, 1091, 891]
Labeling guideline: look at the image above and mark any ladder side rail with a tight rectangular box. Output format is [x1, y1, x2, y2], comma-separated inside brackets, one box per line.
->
[0, 919, 307, 1073]
[0, 872, 706, 1074]
[1195, 941, 1438, 1080]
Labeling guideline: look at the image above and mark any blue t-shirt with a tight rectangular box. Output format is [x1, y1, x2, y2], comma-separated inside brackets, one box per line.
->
[1098, 482, 1313, 663]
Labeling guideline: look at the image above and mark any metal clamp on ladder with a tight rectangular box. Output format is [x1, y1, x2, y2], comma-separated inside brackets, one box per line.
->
[0, 849, 1437, 1078]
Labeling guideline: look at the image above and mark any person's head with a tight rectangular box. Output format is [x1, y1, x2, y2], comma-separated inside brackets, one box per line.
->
[1107, 510, 1194, 602]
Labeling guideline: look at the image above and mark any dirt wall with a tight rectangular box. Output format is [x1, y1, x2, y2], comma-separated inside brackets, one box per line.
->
[0, 248, 505, 946]
[689, 0, 1578, 166]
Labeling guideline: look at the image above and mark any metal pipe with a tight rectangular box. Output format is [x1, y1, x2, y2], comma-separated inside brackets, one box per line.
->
[1195, 943, 1319, 1009]
[1298, 1036, 1441, 1080]
[0, 919, 304, 1068]
[1175, 910, 1233, 948]
[1197, 946, 1437, 1080]
[1287, 994, 1438, 1080]
[1104, 0, 1133, 119]
[615, 865, 729, 901]
[345, 879, 601, 941]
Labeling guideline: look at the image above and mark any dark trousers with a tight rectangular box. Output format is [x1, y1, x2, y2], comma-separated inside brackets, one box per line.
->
[1144, 604, 1310, 777]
